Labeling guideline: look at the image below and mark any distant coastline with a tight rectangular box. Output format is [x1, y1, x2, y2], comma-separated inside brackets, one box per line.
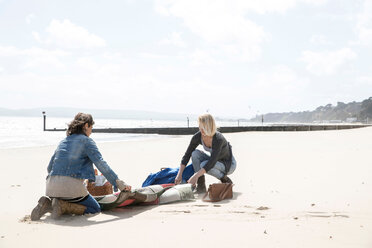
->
[3, 96, 372, 124]
[250, 97, 372, 124]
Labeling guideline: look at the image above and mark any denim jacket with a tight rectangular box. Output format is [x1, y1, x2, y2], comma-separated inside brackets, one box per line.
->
[47, 134, 119, 188]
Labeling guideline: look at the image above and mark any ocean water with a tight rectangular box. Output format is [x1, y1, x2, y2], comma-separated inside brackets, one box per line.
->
[0, 116, 251, 149]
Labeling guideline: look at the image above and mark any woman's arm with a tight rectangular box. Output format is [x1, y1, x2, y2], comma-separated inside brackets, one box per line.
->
[180, 132, 201, 166]
[176, 133, 201, 184]
[84, 137, 120, 187]
[174, 164, 186, 184]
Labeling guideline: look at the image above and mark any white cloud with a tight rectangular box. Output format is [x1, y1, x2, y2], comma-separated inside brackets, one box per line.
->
[159, 32, 187, 47]
[190, 49, 220, 66]
[32, 31, 42, 43]
[357, 75, 372, 85]
[0, 45, 69, 58]
[210, 65, 312, 114]
[139, 52, 168, 59]
[300, 48, 357, 75]
[246, 0, 328, 13]
[357, 27, 372, 45]
[241, 65, 313, 113]
[75, 57, 100, 71]
[0, 45, 22, 56]
[103, 52, 125, 60]
[355, 0, 372, 45]
[227, 0, 297, 14]
[301, 0, 328, 6]
[252, 65, 309, 95]
[22, 47, 69, 69]
[0, 45, 70, 70]
[154, 0, 328, 63]
[155, 0, 269, 62]
[156, 0, 328, 16]
[310, 34, 331, 45]
[26, 13, 35, 24]
[34, 19, 106, 49]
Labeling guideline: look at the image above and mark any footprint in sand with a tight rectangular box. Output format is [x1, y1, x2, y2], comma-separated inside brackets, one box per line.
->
[306, 212, 349, 218]
[160, 210, 191, 214]
[229, 211, 245, 214]
[256, 206, 270, 210]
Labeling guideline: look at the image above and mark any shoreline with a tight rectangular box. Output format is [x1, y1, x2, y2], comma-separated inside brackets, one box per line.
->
[0, 132, 171, 150]
[46, 124, 371, 134]
[3, 124, 370, 150]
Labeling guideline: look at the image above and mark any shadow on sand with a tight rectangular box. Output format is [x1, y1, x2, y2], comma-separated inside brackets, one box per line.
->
[38, 204, 158, 227]
[25, 191, 243, 226]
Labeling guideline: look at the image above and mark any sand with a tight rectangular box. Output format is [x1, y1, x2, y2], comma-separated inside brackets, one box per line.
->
[0, 127, 371, 248]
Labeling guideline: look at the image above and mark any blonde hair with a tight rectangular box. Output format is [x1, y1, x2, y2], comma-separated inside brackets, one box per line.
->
[198, 113, 217, 136]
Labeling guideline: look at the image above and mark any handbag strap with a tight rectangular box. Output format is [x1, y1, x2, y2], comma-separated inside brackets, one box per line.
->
[202, 186, 212, 202]
[202, 191, 211, 202]
[219, 183, 232, 200]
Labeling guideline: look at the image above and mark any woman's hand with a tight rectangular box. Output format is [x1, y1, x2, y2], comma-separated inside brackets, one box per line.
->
[122, 185, 131, 191]
[187, 173, 199, 186]
[116, 179, 132, 192]
[187, 168, 206, 186]
[175, 164, 186, 185]
[175, 171, 183, 185]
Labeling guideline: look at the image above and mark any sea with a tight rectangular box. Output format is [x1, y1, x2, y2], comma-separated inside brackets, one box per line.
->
[0, 116, 254, 149]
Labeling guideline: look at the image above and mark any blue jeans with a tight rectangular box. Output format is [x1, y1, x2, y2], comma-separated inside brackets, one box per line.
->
[68, 194, 101, 214]
[191, 150, 237, 179]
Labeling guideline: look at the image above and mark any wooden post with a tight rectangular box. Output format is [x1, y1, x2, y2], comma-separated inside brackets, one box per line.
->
[42, 111, 46, 131]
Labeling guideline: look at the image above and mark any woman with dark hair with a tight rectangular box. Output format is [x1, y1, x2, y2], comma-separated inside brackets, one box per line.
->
[31, 113, 131, 220]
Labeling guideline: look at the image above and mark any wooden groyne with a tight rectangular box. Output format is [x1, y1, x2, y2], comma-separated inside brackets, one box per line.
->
[44, 124, 370, 135]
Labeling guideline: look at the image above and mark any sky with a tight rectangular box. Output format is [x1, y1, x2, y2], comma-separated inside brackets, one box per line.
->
[0, 0, 371, 118]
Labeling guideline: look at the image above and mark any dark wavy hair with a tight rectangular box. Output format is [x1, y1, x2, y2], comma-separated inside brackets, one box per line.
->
[66, 113, 95, 136]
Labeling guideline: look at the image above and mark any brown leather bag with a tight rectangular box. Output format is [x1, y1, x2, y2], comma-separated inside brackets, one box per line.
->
[202, 183, 233, 202]
[87, 181, 113, 196]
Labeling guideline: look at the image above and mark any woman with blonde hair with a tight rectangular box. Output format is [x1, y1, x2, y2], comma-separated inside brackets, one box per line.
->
[175, 113, 236, 193]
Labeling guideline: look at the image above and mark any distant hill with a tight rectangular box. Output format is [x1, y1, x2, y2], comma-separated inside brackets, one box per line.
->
[250, 97, 372, 123]
[0, 107, 198, 121]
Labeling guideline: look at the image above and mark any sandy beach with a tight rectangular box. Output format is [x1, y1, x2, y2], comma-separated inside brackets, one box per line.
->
[0, 127, 371, 248]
